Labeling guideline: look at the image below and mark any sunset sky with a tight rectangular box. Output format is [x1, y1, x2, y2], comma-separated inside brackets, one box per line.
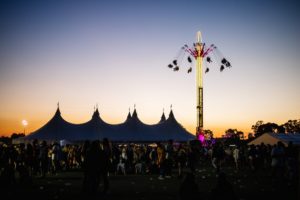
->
[0, 0, 299, 137]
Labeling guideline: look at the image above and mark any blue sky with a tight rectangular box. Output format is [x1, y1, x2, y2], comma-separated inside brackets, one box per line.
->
[0, 0, 299, 136]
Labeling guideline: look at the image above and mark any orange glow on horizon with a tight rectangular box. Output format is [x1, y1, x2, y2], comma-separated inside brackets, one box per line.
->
[0, 109, 252, 138]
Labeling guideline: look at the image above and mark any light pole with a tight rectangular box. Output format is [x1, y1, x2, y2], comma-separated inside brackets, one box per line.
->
[22, 119, 28, 135]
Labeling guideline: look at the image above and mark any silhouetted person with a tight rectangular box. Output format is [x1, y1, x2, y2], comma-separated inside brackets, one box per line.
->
[179, 172, 200, 200]
[16, 143, 31, 185]
[286, 141, 298, 187]
[209, 172, 237, 200]
[157, 142, 166, 180]
[0, 146, 16, 197]
[212, 142, 225, 173]
[165, 139, 174, 178]
[271, 141, 285, 179]
[177, 144, 187, 178]
[51, 142, 61, 175]
[188, 141, 201, 173]
[25, 143, 34, 176]
[32, 139, 40, 175]
[39, 141, 48, 178]
[101, 138, 111, 194]
[81, 140, 90, 169]
[82, 140, 103, 197]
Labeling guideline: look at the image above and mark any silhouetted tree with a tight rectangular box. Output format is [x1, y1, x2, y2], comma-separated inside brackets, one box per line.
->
[224, 129, 244, 145]
[251, 120, 263, 136]
[247, 133, 254, 140]
[282, 119, 300, 133]
[225, 129, 237, 138]
[237, 131, 244, 140]
[255, 123, 285, 137]
[204, 129, 214, 140]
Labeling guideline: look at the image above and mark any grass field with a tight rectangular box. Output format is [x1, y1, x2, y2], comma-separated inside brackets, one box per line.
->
[1, 165, 298, 200]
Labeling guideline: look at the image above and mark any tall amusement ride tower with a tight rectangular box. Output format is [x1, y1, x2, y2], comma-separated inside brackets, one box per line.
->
[195, 31, 204, 138]
[168, 31, 232, 140]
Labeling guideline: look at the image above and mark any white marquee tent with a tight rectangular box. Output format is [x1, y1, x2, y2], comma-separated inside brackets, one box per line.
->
[248, 133, 300, 146]
[15, 106, 195, 142]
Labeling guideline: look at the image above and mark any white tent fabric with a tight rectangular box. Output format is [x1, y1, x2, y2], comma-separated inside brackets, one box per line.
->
[248, 133, 300, 146]
[22, 107, 195, 142]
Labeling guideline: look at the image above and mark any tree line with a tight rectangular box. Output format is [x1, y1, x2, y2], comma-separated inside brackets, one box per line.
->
[251, 119, 300, 138]
[204, 119, 300, 143]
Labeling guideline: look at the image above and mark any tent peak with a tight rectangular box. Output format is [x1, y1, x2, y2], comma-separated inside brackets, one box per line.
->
[168, 109, 175, 119]
[92, 107, 100, 119]
[126, 110, 132, 121]
[159, 109, 166, 123]
[132, 107, 138, 118]
[55, 106, 61, 117]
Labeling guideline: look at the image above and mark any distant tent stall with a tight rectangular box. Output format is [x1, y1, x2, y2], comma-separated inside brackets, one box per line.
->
[248, 133, 300, 146]
[16, 106, 195, 142]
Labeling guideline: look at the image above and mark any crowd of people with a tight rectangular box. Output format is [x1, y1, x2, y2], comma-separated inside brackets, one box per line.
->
[0, 138, 299, 199]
